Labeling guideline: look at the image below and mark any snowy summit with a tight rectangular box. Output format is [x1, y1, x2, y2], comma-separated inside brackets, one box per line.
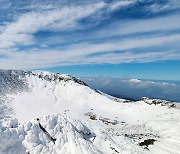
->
[0, 70, 180, 154]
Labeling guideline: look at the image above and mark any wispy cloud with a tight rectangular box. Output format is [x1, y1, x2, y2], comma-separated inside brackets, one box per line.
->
[0, 0, 140, 49]
[95, 14, 180, 38]
[146, 0, 180, 13]
[0, 33, 180, 69]
[0, 0, 180, 70]
[109, 0, 137, 11]
[0, 2, 106, 48]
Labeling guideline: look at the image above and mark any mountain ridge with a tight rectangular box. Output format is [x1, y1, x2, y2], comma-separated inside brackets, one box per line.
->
[0, 70, 180, 154]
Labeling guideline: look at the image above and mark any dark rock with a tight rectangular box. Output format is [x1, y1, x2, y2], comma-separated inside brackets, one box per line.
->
[139, 139, 156, 147]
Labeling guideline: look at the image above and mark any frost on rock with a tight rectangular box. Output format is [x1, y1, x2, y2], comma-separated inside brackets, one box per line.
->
[23, 115, 100, 154]
[0, 70, 28, 95]
[31, 71, 88, 86]
[0, 70, 87, 98]
[141, 97, 180, 109]
[0, 115, 100, 154]
[0, 120, 26, 154]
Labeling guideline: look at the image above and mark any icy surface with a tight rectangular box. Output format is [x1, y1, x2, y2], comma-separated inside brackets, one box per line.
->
[0, 70, 180, 154]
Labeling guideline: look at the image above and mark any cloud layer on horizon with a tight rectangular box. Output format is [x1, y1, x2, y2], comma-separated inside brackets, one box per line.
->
[83, 77, 180, 102]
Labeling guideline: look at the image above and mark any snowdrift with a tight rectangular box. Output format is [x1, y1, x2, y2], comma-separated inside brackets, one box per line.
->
[0, 115, 99, 154]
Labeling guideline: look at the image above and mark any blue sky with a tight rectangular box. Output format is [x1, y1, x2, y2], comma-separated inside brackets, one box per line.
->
[0, 0, 180, 80]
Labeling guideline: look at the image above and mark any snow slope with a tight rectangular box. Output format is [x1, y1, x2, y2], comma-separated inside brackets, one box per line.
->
[0, 70, 180, 154]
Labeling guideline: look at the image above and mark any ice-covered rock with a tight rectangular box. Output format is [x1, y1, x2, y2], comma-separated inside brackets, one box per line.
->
[0, 115, 100, 154]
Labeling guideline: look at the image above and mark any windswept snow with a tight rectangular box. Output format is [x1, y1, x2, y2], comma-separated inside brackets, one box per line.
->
[0, 115, 100, 154]
[24, 115, 101, 154]
[0, 70, 180, 154]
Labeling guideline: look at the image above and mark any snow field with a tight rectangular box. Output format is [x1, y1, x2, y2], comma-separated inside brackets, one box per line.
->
[0, 70, 180, 154]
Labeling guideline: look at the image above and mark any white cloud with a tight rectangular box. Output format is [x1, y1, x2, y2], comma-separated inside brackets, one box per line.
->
[83, 50, 180, 64]
[147, 0, 180, 13]
[0, 0, 141, 49]
[95, 14, 180, 38]
[109, 0, 137, 10]
[0, 0, 139, 49]
[0, 2, 106, 48]
[63, 34, 180, 56]
[0, 33, 180, 69]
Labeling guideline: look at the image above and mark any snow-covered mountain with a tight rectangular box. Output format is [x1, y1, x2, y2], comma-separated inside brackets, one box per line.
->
[0, 70, 180, 154]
